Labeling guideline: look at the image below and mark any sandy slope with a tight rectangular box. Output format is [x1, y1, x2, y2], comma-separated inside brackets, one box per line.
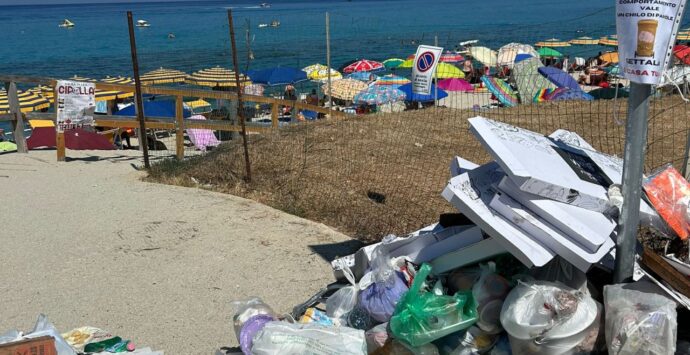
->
[0, 149, 357, 354]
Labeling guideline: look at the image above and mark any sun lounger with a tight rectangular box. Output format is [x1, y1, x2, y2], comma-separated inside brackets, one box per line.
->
[187, 115, 221, 151]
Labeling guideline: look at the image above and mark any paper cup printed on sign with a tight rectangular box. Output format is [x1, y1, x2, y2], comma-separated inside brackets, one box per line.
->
[616, 0, 687, 85]
[411, 45, 443, 95]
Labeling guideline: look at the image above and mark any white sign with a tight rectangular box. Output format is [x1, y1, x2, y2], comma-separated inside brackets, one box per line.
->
[411, 45, 443, 95]
[616, 0, 687, 84]
[56, 80, 96, 132]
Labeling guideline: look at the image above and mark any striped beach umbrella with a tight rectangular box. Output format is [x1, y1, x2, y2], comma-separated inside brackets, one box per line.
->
[302, 64, 342, 82]
[101, 76, 134, 85]
[598, 35, 618, 47]
[321, 78, 369, 101]
[535, 38, 571, 48]
[0, 88, 51, 114]
[187, 66, 250, 87]
[28, 85, 55, 103]
[68, 75, 133, 101]
[383, 58, 405, 69]
[481, 76, 518, 107]
[374, 74, 410, 86]
[140, 68, 187, 85]
[342, 59, 384, 74]
[569, 36, 599, 45]
[677, 31, 690, 41]
[497, 43, 539, 67]
[469, 46, 498, 67]
[353, 85, 405, 105]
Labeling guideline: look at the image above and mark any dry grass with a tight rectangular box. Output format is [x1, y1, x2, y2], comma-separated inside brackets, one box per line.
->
[147, 95, 690, 242]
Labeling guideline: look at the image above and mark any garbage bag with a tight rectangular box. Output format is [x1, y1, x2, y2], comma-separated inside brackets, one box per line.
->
[229, 297, 277, 355]
[500, 281, 597, 355]
[251, 321, 367, 355]
[390, 263, 478, 347]
[365, 323, 389, 354]
[604, 284, 677, 355]
[472, 262, 511, 334]
[24, 314, 77, 355]
[374, 339, 440, 355]
[359, 244, 409, 323]
[327, 265, 360, 320]
[643, 164, 690, 240]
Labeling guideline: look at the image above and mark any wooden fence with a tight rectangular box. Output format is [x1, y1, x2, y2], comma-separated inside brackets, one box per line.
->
[1, 74, 348, 161]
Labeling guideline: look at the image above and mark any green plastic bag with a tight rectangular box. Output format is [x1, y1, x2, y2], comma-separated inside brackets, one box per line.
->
[390, 263, 478, 347]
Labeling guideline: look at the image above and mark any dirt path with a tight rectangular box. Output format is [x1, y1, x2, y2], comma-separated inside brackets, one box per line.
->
[0, 150, 358, 354]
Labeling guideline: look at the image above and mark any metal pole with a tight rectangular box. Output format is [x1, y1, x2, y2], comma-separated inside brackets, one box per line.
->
[127, 11, 150, 169]
[614, 81, 652, 283]
[434, 35, 438, 107]
[326, 12, 333, 111]
[228, 9, 252, 183]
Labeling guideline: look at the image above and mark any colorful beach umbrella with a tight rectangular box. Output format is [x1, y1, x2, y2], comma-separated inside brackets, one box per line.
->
[245, 67, 307, 86]
[437, 78, 473, 92]
[598, 35, 618, 47]
[342, 59, 385, 73]
[321, 78, 369, 101]
[347, 71, 379, 82]
[187, 66, 250, 87]
[468, 46, 498, 67]
[353, 85, 405, 105]
[374, 74, 410, 86]
[397, 83, 448, 102]
[383, 58, 405, 69]
[302, 64, 343, 82]
[537, 47, 563, 58]
[538, 66, 580, 90]
[397, 59, 414, 69]
[140, 67, 187, 85]
[71, 75, 133, 101]
[440, 51, 464, 63]
[435, 63, 465, 79]
[599, 51, 619, 63]
[480, 76, 518, 107]
[0, 88, 51, 114]
[674, 45, 690, 64]
[535, 38, 571, 48]
[497, 43, 539, 67]
[569, 36, 599, 45]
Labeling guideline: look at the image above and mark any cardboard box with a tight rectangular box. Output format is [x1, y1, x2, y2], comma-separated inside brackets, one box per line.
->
[0, 336, 57, 355]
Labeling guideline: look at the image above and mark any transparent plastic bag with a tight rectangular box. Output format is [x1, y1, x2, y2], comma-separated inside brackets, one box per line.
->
[365, 322, 389, 354]
[390, 263, 478, 347]
[643, 164, 690, 240]
[229, 297, 277, 355]
[359, 244, 409, 323]
[327, 265, 360, 320]
[251, 321, 367, 355]
[604, 284, 677, 355]
[25, 314, 77, 355]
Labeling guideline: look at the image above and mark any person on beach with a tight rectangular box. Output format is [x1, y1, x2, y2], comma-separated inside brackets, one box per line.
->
[306, 89, 319, 106]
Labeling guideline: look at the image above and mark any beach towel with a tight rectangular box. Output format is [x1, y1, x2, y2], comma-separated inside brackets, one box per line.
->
[187, 115, 221, 151]
[512, 57, 555, 105]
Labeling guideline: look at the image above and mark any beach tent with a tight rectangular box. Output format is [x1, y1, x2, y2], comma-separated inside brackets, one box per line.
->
[511, 57, 555, 104]
[27, 127, 114, 150]
[497, 43, 539, 68]
[538, 66, 580, 91]
[437, 78, 473, 92]
[245, 67, 307, 86]
[353, 85, 405, 105]
[342, 59, 385, 74]
[397, 83, 448, 102]
[480, 76, 518, 107]
[514, 54, 533, 63]
[537, 47, 563, 58]
[469, 47, 498, 67]
[115, 100, 192, 118]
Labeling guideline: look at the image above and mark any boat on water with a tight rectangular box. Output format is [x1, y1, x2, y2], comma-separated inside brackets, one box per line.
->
[260, 3, 271, 8]
[59, 19, 74, 28]
[136, 20, 151, 27]
[270, 20, 280, 27]
[258, 23, 269, 28]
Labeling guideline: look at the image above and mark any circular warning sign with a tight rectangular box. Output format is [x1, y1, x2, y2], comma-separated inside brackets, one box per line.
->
[416, 52, 436, 72]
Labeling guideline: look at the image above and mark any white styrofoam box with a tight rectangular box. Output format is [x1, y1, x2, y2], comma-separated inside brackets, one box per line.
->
[469, 117, 610, 212]
[430, 237, 506, 274]
[548, 129, 595, 150]
[442, 162, 555, 268]
[489, 191, 615, 272]
[497, 176, 615, 253]
[450, 156, 480, 178]
[414, 226, 484, 263]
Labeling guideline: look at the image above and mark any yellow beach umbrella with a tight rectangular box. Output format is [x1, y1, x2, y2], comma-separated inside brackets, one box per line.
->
[302, 64, 343, 82]
[67, 75, 133, 101]
[0, 88, 51, 114]
[435, 62, 465, 79]
[398, 59, 414, 68]
[469, 46, 498, 67]
[535, 38, 571, 48]
[101, 76, 135, 85]
[28, 85, 55, 103]
[598, 35, 618, 47]
[569, 36, 599, 45]
[677, 31, 690, 41]
[599, 51, 619, 64]
[187, 66, 250, 87]
[140, 67, 187, 85]
[321, 78, 368, 101]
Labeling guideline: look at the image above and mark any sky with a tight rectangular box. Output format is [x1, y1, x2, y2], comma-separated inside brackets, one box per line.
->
[0, 0, 190, 5]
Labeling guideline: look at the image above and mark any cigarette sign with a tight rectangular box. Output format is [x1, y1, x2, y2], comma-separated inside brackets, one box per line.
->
[616, 0, 687, 84]
[412, 45, 443, 95]
[56, 80, 96, 132]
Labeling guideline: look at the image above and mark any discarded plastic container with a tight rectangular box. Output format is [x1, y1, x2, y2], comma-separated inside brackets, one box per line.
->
[476, 299, 503, 334]
[500, 281, 597, 355]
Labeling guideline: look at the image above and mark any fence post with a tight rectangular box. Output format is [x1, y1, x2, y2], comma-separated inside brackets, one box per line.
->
[127, 11, 150, 169]
[271, 102, 279, 128]
[53, 85, 66, 161]
[326, 12, 333, 112]
[4, 81, 28, 153]
[175, 95, 184, 160]
[228, 9, 252, 182]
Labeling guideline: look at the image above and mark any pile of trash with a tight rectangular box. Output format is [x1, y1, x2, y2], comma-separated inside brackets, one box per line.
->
[0, 314, 163, 355]
[227, 116, 690, 355]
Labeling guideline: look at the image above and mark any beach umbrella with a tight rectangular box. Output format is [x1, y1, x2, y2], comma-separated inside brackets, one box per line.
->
[480, 76, 518, 107]
[0, 89, 51, 114]
[537, 47, 563, 58]
[67, 75, 134, 101]
[347, 71, 379, 82]
[397, 83, 448, 102]
[140, 67, 187, 85]
[321, 78, 369, 101]
[437, 78, 473, 92]
[185, 99, 212, 113]
[28, 85, 55, 103]
[598, 35, 618, 47]
[302, 64, 343, 82]
[604, 64, 621, 76]
[435, 63, 465, 79]
[569, 36, 599, 45]
[397, 59, 414, 69]
[374, 74, 410, 86]
[245, 67, 307, 86]
[383, 58, 405, 69]
[599, 51, 619, 63]
[538, 66, 580, 90]
[674, 45, 690, 64]
[497, 43, 539, 67]
[187, 66, 250, 87]
[535, 38, 571, 48]
[440, 51, 464, 63]
[243, 84, 265, 96]
[342, 59, 385, 74]
[353, 85, 405, 105]
[677, 31, 690, 41]
[101, 76, 134, 85]
[468, 46, 498, 67]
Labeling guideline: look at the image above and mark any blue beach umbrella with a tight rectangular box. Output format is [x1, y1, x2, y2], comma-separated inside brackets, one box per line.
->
[353, 85, 405, 105]
[397, 83, 448, 102]
[115, 100, 192, 118]
[245, 67, 308, 86]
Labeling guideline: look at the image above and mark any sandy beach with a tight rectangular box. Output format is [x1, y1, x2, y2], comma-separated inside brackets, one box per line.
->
[0, 149, 358, 354]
